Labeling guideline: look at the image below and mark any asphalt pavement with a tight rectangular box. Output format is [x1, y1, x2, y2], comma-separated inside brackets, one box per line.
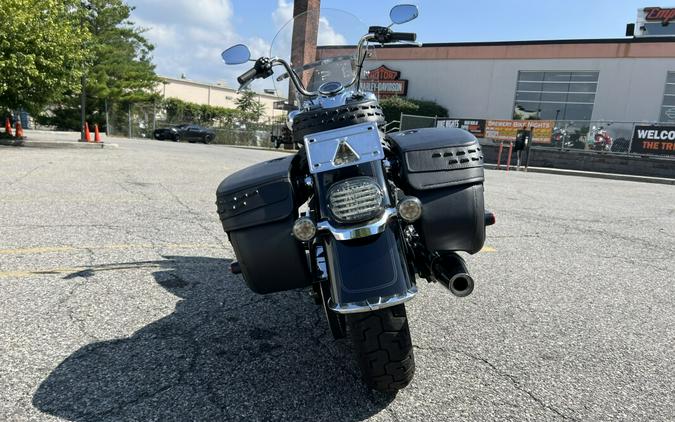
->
[1, 137, 673, 421]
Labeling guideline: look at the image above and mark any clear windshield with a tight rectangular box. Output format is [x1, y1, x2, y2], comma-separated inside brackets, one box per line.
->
[270, 8, 368, 100]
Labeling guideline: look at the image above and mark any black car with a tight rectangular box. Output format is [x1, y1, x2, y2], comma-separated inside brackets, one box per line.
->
[153, 124, 216, 143]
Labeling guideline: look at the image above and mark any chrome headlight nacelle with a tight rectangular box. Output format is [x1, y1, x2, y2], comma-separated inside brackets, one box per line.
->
[327, 177, 384, 224]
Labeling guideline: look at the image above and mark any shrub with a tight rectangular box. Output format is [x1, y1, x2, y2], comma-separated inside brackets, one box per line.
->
[379, 96, 449, 123]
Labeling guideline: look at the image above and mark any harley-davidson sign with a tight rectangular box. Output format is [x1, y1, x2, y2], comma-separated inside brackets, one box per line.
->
[361, 65, 408, 96]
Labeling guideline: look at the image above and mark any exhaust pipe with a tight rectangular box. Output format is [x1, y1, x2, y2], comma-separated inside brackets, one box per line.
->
[431, 253, 474, 297]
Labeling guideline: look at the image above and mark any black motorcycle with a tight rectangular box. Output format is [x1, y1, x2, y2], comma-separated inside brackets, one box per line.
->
[217, 5, 494, 392]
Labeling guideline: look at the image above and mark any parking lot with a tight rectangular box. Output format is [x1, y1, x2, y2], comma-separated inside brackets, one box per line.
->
[1, 138, 674, 421]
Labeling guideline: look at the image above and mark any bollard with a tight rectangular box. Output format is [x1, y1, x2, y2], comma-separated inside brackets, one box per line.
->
[496, 142, 504, 169]
[506, 141, 514, 173]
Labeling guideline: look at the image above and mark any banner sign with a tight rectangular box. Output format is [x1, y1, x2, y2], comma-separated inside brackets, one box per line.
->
[361, 65, 408, 96]
[630, 125, 675, 156]
[436, 118, 486, 137]
[485, 120, 555, 144]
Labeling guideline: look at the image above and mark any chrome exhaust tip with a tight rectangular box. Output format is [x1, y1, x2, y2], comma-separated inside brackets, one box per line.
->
[447, 272, 474, 297]
[431, 253, 475, 298]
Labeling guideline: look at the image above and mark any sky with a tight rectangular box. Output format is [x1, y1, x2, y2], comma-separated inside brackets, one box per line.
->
[128, 0, 657, 92]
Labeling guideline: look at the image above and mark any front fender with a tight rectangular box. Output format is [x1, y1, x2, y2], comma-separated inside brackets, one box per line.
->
[323, 225, 416, 314]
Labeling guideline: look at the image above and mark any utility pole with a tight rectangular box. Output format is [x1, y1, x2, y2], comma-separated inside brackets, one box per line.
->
[104, 99, 110, 136]
[80, 77, 86, 141]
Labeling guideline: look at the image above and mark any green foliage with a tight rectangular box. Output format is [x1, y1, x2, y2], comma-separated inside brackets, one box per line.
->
[162, 98, 241, 127]
[83, 0, 158, 102]
[0, 0, 89, 113]
[235, 90, 266, 123]
[379, 96, 449, 123]
[34, 0, 158, 130]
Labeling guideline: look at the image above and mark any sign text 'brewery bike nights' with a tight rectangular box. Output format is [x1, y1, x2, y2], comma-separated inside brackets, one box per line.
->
[630, 125, 675, 156]
[485, 120, 555, 144]
[361, 65, 408, 96]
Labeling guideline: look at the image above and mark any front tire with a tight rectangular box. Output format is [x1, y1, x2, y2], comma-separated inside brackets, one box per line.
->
[347, 304, 415, 392]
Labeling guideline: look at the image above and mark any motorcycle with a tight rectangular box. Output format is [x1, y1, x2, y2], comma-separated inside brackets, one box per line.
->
[217, 5, 494, 392]
[589, 125, 613, 151]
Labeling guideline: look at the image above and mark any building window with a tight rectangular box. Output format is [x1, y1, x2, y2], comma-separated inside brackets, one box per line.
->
[660, 72, 675, 123]
[513, 71, 599, 121]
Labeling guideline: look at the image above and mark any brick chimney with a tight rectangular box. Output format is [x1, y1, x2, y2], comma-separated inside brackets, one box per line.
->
[288, 0, 320, 105]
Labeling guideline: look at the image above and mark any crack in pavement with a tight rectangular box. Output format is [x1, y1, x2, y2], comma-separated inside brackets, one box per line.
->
[413, 344, 579, 421]
[159, 183, 227, 249]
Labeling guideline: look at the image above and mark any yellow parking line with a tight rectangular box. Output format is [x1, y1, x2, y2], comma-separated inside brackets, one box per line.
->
[0, 246, 77, 255]
[0, 243, 222, 255]
[0, 263, 167, 279]
[481, 246, 496, 252]
[0, 268, 82, 278]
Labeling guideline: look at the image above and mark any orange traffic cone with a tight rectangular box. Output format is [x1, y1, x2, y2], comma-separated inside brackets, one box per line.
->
[5, 117, 13, 137]
[94, 124, 101, 142]
[84, 122, 91, 142]
[15, 121, 24, 138]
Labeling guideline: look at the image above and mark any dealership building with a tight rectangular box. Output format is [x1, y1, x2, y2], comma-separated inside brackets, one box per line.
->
[318, 8, 675, 126]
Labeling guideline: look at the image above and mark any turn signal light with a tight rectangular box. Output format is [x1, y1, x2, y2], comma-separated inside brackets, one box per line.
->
[292, 217, 316, 241]
[397, 196, 422, 222]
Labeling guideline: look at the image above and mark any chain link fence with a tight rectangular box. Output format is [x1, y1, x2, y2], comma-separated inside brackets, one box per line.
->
[104, 101, 280, 147]
[539, 120, 636, 154]
[399, 113, 437, 131]
[399, 113, 675, 159]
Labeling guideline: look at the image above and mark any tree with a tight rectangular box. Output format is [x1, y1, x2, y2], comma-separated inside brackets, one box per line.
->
[235, 90, 266, 123]
[36, 0, 159, 131]
[379, 96, 449, 123]
[0, 0, 89, 114]
[82, 0, 158, 102]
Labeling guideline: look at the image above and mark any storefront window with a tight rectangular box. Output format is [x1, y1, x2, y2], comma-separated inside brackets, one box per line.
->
[513, 71, 599, 121]
[660, 72, 675, 123]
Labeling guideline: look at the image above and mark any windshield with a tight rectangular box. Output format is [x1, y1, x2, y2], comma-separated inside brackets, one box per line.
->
[270, 8, 369, 100]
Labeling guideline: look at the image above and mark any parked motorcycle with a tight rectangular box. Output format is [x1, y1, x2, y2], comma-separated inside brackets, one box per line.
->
[217, 5, 494, 392]
[589, 125, 613, 151]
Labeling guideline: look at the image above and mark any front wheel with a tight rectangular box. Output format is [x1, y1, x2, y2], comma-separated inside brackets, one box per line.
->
[346, 304, 415, 392]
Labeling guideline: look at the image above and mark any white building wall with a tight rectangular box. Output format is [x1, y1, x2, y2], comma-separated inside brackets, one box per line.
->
[157, 77, 285, 118]
[368, 58, 675, 122]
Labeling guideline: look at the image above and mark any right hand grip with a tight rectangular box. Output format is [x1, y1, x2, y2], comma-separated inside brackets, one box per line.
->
[237, 67, 258, 85]
[390, 32, 416, 42]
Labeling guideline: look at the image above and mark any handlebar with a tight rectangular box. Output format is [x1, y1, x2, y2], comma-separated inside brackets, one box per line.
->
[237, 67, 258, 85]
[390, 32, 416, 42]
[234, 28, 418, 97]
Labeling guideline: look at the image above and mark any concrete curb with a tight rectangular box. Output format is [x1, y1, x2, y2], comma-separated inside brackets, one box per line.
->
[0, 139, 25, 147]
[1, 140, 118, 149]
[484, 163, 675, 185]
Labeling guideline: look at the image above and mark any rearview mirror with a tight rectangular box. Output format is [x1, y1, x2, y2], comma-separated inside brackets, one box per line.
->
[221, 44, 250, 65]
[390, 4, 419, 24]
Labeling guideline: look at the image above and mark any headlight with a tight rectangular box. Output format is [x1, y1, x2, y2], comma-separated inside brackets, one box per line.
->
[327, 177, 384, 223]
